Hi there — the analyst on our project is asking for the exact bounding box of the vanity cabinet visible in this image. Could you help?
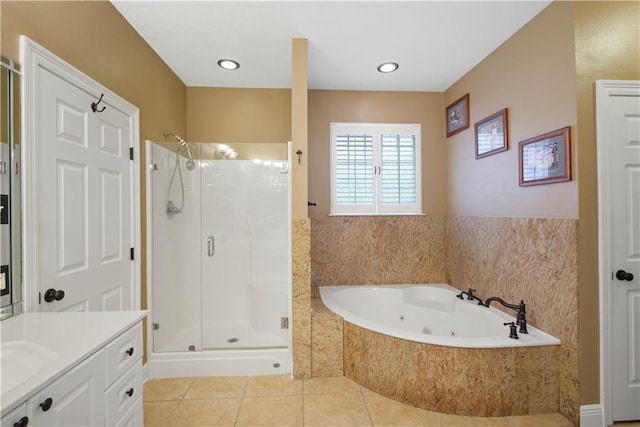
[1,320,144,427]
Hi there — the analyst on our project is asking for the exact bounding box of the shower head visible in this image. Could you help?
[164,130,195,170]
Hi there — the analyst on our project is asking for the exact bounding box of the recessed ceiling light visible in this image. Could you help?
[377,62,399,73]
[217,59,240,70]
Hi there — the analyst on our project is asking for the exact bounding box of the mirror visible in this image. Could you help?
[1,54,22,320]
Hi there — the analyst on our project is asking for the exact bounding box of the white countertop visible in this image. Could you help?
[0,311,147,415]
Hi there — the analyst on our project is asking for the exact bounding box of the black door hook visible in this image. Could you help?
[91,93,106,113]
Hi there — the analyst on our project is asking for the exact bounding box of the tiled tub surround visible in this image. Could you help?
[310,215,449,297]
[292,218,312,380]
[447,216,579,424]
[311,298,344,377]
[345,321,560,416]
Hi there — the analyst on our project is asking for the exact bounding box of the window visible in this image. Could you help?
[330,123,422,215]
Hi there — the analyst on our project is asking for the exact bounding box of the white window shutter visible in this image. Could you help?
[330,123,422,215]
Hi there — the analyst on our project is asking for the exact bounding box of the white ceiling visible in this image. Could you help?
[111,1,552,92]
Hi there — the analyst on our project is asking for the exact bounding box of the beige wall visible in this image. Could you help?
[186,87,291,144]
[308,90,446,217]
[574,1,640,405]
[445,2,577,218]
[1,1,187,142]
[2,0,187,362]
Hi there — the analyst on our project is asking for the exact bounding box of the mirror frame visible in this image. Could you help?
[1,54,23,320]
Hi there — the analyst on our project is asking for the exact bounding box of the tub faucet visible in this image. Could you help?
[456,288,484,305]
[484,297,528,334]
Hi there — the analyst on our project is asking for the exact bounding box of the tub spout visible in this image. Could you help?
[456,288,484,305]
[484,297,528,334]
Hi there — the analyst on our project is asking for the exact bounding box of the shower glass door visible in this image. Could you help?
[150,141,290,353]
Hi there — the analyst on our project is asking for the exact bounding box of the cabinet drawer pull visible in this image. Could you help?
[125,387,134,397]
[39,397,53,412]
[125,347,134,356]
[14,416,29,427]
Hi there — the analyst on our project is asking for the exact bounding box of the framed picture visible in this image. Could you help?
[474,108,508,159]
[518,126,571,187]
[446,94,469,137]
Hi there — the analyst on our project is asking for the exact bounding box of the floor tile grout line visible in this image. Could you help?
[232,375,252,426]
[359,388,375,427]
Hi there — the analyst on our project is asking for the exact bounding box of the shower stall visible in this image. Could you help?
[145,139,291,377]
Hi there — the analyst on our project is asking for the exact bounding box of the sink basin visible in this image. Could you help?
[1,341,57,391]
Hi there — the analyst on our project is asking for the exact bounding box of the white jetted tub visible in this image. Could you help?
[319,283,560,348]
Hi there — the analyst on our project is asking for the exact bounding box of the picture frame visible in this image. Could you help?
[518,126,571,187]
[446,93,470,137]
[474,108,508,159]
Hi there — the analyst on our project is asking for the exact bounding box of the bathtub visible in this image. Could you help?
[319,284,562,417]
[319,283,560,348]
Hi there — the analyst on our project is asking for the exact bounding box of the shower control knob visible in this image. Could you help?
[43,288,65,303]
[616,270,634,281]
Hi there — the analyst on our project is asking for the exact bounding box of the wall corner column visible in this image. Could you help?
[291,38,312,379]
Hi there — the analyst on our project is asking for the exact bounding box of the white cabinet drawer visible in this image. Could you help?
[115,396,143,427]
[104,361,143,426]
[1,403,28,427]
[27,350,105,427]
[105,323,142,387]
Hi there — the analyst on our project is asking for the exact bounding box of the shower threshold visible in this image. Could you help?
[148,347,291,378]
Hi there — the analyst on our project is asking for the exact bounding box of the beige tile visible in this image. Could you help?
[311,315,344,377]
[235,395,303,426]
[614,423,640,427]
[143,401,180,427]
[245,374,303,397]
[183,376,247,399]
[362,391,441,426]
[144,378,195,402]
[507,413,575,427]
[169,398,241,427]
[304,376,363,394]
[437,413,510,427]
[304,393,372,426]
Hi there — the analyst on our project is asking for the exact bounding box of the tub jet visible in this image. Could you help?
[227,337,239,343]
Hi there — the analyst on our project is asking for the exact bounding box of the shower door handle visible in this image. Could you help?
[207,236,215,257]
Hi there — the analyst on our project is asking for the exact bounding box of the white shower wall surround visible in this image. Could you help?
[146,141,292,377]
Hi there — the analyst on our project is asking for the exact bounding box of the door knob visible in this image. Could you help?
[43,288,65,303]
[616,270,634,282]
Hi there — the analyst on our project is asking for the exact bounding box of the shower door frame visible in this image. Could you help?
[144,140,293,378]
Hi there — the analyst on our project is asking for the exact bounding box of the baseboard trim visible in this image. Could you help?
[580,404,604,427]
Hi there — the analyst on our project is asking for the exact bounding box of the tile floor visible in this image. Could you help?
[143,375,581,427]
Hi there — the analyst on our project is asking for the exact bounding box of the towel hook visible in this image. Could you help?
[296,149,303,164]
[91,93,106,113]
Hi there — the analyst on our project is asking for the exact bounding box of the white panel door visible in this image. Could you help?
[36,66,133,312]
[608,88,640,421]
